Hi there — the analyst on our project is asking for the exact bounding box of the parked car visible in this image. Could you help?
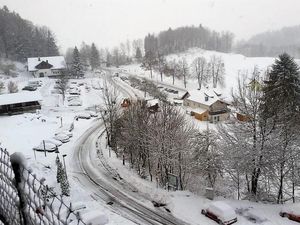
[68,98,82,106]
[75,112,91,120]
[280,205,300,223]
[33,141,58,152]
[53,133,70,143]
[201,201,237,225]
[22,85,37,91]
[44,139,63,147]
[69,89,81,95]
[28,80,42,87]
[55,131,73,138]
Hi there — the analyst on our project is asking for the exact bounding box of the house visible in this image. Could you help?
[27,56,66,78]
[146,99,160,113]
[0,92,42,115]
[183,89,230,122]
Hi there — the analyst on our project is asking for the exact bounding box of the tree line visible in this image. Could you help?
[142,53,225,89]
[102,53,300,203]
[0,6,59,62]
[235,25,300,58]
[146,25,234,56]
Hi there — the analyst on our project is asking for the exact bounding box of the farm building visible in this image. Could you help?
[0,92,42,115]
[27,56,66,78]
[183,89,230,123]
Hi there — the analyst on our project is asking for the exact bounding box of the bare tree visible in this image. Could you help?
[218,68,273,200]
[100,80,121,156]
[191,57,208,90]
[209,55,225,88]
[56,71,69,103]
[0,81,4,94]
[178,58,190,88]
[7,81,18,93]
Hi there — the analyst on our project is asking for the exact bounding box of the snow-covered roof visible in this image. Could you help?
[27,56,66,71]
[146,99,159,107]
[0,92,42,106]
[186,89,223,106]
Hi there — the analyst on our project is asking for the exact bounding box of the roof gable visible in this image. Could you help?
[28,56,66,71]
[35,61,53,69]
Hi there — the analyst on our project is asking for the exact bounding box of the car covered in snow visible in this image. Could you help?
[68,98,82,106]
[44,139,63,147]
[75,112,91,120]
[55,131,73,138]
[53,133,70,143]
[22,85,37,91]
[201,201,237,225]
[33,141,58,152]
[280,204,300,223]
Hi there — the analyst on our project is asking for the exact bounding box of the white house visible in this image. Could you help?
[183,89,230,122]
[27,56,66,78]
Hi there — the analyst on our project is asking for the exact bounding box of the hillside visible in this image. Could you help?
[235,25,300,58]
[0,5,59,62]
[120,48,280,99]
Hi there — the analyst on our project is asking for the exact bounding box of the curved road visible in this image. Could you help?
[70,72,191,225]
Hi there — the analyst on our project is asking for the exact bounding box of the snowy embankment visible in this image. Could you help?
[98,124,300,225]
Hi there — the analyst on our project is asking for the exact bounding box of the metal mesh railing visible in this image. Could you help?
[0,148,91,225]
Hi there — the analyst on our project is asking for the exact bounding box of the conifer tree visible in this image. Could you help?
[71,46,84,78]
[90,43,100,70]
[135,47,142,62]
[60,168,70,196]
[56,156,64,183]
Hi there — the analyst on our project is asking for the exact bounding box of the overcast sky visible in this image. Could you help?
[1,0,300,52]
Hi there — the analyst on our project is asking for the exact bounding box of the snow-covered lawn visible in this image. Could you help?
[119,48,282,98]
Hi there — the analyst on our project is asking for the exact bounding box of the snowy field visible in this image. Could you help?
[118,48,294,99]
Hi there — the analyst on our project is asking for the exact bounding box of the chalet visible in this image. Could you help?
[27,56,66,78]
[0,92,42,115]
[183,89,230,123]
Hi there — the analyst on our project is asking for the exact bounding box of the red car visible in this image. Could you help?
[201,201,237,225]
[280,205,300,223]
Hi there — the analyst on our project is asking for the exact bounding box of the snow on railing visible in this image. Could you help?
[0,148,91,225]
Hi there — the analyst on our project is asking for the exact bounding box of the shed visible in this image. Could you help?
[0,92,42,115]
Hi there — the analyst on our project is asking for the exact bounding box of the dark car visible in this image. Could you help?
[22,85,37,91]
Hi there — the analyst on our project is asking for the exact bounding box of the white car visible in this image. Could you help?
[87,111,98,117]
[201,201,237,225]
[68,98,82,106]
[53,134,70,143]
[76,112,91,119]
[55,131,73,138]
[33,142,58,152]
[45,139,63,147]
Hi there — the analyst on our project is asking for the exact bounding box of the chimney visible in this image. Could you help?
[46,60,48,63]
[205,96,209,102]
[38,57,41,61]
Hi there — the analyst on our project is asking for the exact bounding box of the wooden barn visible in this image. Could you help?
[0,92,42,115]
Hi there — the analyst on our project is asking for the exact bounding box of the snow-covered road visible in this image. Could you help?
[70,118,191,225]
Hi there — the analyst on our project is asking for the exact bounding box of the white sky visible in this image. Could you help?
[1,0,300,52]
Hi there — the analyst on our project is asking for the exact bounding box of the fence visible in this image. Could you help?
[0,147,91,225]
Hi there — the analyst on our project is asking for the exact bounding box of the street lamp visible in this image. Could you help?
[62,154,68,179]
